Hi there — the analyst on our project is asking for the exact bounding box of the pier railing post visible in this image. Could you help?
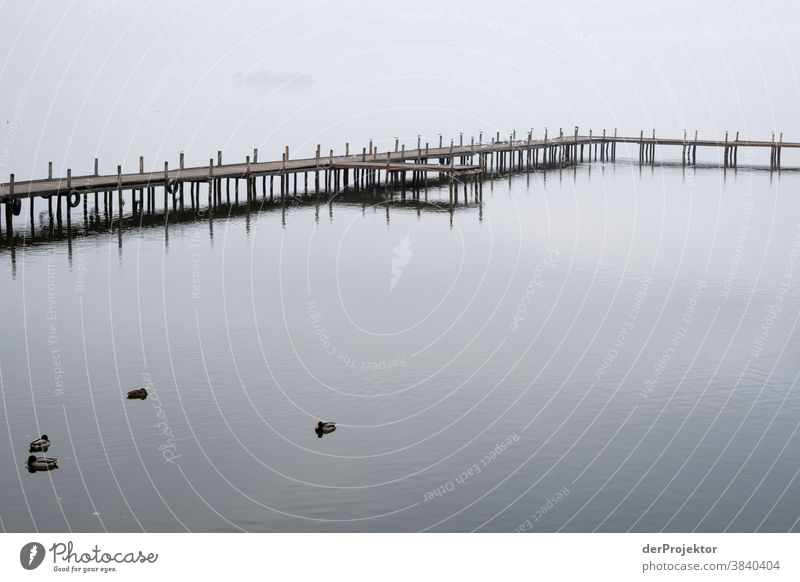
[208,159,214,210]
[613,128,617,162]
[164,161,169,215]
[315,145,320,194]
[246,155,252,202]
[179,152,185,208]
[4,174,14,242]
[572,127,578,166]
[639,130,643,165]
[724,131,729,167]
[602,128,606,162]
[650,129,656,164]
[681,129,686,166]
[116,165,122,228]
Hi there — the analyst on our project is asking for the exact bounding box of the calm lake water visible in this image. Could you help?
[2,158,800,532]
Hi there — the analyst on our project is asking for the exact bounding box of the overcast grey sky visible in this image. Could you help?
[1,0,798,179]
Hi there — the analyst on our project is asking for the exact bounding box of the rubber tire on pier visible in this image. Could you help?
[11,198,22,216]
[68,190,81,208]
[166,178,179,194]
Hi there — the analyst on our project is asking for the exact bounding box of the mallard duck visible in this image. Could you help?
[127,388,148,399]
[29,435,50,453]
[315,421,336,437]
[27,455,58,471]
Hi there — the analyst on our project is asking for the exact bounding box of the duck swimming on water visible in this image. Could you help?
[315,421,336,438]
[127,388,148,400]
[26,455,58,471]
[29,435,50,453]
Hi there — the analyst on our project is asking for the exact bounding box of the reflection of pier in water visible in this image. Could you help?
[9,180,483,251]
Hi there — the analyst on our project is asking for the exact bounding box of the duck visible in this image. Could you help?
[127,388,148,400]
[26,455,58,471]
[29,435,50,453]
[315,421,336,437]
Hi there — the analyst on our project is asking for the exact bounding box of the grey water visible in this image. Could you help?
[3,0,800,533]
[3,158,800,532]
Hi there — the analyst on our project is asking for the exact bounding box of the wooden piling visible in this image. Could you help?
[4,174,13,242]
[117,165,123,227]
[209,159,215,209]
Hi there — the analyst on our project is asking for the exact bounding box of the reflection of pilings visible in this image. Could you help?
[10,183,480,248]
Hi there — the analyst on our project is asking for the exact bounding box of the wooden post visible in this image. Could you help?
[639,130,643,165]
[117,165,123,227]
[29,180,35,233]
[209,159,214,209]
[542,128,548,168]
[769,132,775,171]
[449,141,454,170]
[573,127,578,167]
[94,158,99,176]
[652,129,656,164]
[613,128,617,162]
[682,129,687,166]
[601,129,606,162]
[64,168,72,223]
[724,131,729,168]
[246,155,251,202]
[253,148,258,164]
[48,162,53,180]
[315,144,321,194]
[164,161,169,214]
[4,174,13,242]
[328,149,333,193]
[528,131,534,168]
[179,151,185,208]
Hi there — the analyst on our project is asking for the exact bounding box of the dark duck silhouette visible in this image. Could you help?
[27,455,58,472]
[315,421,336,438]
[29,435,50,453]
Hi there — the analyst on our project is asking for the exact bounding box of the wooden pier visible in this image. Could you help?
[1,128,797,245]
